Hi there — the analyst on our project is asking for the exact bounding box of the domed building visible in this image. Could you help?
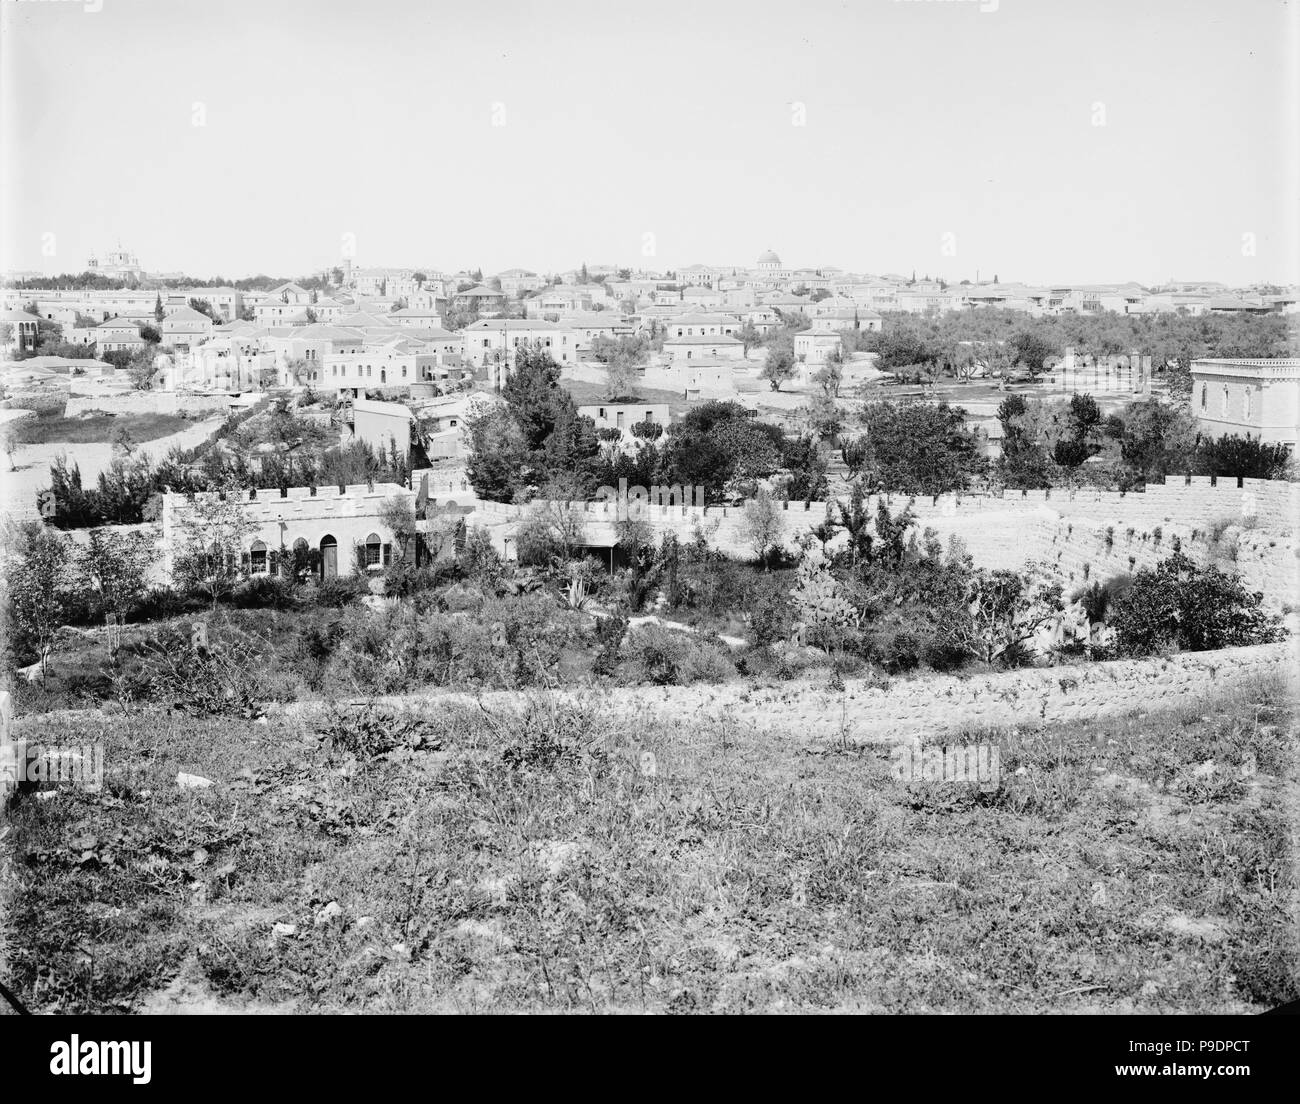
[756,249,782,273]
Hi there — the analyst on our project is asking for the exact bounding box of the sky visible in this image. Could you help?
[1,0,1296,285]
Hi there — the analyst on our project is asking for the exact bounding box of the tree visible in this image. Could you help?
[761,337,797,391]
[170,478,257,609]
[5,522,79,677]
[863,330,935,372]
[631,420,663,442]
[812,347,845,398]
[466,345,599,501]
[589,333,647,400]
[782,434,829,501]
[1007,330,1058,377]
[126,346,159,390]
[81,528,151,620]
[657,401,783,502]
[961,569,1057,666]
[138,323,161,344]
[1109,552,1284,655]
[737,320,762,359]
[1193,434,1294,481]
[740,488,785,568]
[1118,398,1198,481]
[378,494,418,563]
[108,423,136,456]
[802,391,842,441]
[154,294,164,324]
[465,404,528,502]
[856,401,983,494]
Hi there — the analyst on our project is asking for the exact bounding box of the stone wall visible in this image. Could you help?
[459,476,1299,607]
[65,391,232,418]
[273,640,1298,747]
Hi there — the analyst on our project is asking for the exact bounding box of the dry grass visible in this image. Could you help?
[4,676,1296,1013]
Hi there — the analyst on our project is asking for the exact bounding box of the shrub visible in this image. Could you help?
[136,624,278,716]
[746,575,795,645]
[593,614,628,677]
[382,560,441,598]
[313,576,368,608]
[623,625,736,686]
[232,574,297,610]
[514,510,561,567]
[1109,552,1284,656]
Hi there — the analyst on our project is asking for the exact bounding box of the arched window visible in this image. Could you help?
[1221,386,1229,418]
[365,532,382,567]
[1200,383,1207,410]
[1243,389,1251,420]
[250,540,268,574]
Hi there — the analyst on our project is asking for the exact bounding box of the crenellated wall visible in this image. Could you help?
[461,476,1299,609]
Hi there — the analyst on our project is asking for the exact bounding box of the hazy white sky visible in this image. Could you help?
[1,0,1296,284]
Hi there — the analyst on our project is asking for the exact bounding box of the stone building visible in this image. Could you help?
[1191,358,1300,451]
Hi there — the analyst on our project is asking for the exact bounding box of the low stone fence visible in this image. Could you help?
[271,640,1298,747]
[65,391,233,418]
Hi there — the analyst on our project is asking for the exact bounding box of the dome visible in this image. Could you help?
[757,249,781,266]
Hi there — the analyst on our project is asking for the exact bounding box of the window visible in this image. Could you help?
[1200,383,1206,410]
[1221,386,1228,418]
[598,407,606,419]
[365,532,382,567]
[616,412,625,429]
[1243,389,1251,419]
[250,540,268,574]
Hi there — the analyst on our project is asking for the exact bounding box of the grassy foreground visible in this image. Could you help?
[3,676,1296,1014]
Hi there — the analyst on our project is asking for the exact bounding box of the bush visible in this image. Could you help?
[514,511,560,567]
[746,574,794,646]
[313,576,368,608]
[382,560,441,598]
[1109,552,1284,656]
[232,574,297,610]
[623,625,736,686]
[594,614,628,676]
[136,624,279,716]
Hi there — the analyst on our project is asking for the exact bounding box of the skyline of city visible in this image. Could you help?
[2,0,1296,285]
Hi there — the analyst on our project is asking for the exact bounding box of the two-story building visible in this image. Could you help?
[160,306,214,354]
[1191,358,1300,451]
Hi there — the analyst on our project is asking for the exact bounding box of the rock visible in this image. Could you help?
[314,901,342,926]
[175,771,214,789]
[272,922,297,937]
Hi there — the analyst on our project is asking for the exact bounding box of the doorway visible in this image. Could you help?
[320,535,338,579]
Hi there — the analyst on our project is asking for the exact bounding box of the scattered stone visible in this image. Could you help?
[314,901,342,926]
[272,922,297,938]
[176,771,214,789]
